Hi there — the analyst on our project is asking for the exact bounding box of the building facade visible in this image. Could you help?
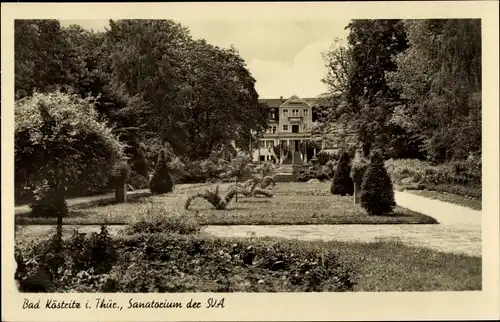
[252,95,322,164]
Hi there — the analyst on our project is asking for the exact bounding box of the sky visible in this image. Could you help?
[60,18,350,99]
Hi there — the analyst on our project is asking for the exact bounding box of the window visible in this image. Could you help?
[266,140,274,148]
[260,156,265,161]
[283,124,288,131]
[304,109,309,117]
[291,109,299,117]
[303,124,308,131]
[283,109,288,117]
[270,111,275,120]
[260,140,266,148]
[272,126,277,134]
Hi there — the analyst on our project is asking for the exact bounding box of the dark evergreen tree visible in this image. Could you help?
[330,151,354,196]
[149,149,174,194]
[360,149,395,215]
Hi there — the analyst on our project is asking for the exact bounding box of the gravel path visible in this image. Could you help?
[394,191,481,226]
[205,191,482,257]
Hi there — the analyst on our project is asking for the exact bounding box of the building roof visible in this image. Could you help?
[258,95,327,109]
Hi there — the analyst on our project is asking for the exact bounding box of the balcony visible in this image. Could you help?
[288,115,303,122]
[262,131,312,139]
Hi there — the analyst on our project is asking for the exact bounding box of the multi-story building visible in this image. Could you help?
[252,95,323,164]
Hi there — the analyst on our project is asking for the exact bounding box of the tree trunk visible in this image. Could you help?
[353,183,360,205]
[115,176,127,203]
[235,177,238,202]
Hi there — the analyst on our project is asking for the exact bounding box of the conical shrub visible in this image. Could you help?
[330,151,354,196]
[360,149,395,215]
[149,149,174,194]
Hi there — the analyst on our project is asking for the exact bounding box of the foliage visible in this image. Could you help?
[360,150,396,215]
[321,38,354,96]
[149,150,174,194]
[296,165,333,182]
[386,20,481,162]
[15,91,125,217]
[315,151,335,165]
[254,162,274,177]
[184,185,238,210]
[15,226,117,292]
[385,158,481,187]
[385,157,481,199]
[224,152,253,180]
[128,171,150,190]
[16,231,355,292]
[125,207,200,235]
[330,152,354,196]
[229,178,275,198]
[350,153,370,187]
[246,175,276,190]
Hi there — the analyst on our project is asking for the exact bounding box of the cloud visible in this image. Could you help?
[248,40,335,98]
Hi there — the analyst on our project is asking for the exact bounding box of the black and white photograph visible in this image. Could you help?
[2,1,499,321]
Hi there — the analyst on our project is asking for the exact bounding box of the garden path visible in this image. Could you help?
[14,188,482,257]
[205,192,482,256]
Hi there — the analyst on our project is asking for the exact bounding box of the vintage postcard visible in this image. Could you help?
[1,1,499,321]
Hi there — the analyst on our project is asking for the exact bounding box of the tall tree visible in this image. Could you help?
[386,19,481,162]
[343,20,413,158]
[15,20,82,99]
[321,38,354,96]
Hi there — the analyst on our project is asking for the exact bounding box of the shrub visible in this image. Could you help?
[254,162,274,177]
[149,149,174,194]
[360,150,396,215]
[316,151,333,165]
[350,154,369,188]
[330,151,354,196]
[384,158,481,199]
[15,226,117,292]
[15,91,125,219]
[16,233,356,292]
[128,171,150,190]
[296,166,332,182]
[125,208,200,235]
[185,185,238,210]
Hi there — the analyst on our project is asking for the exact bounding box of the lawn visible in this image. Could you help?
[14,230,481,292]
[15,182,438,225]
[405,189,482,211]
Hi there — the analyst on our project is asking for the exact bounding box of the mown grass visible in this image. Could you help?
[326,239,481,291]
[406,190,482,211]
[15,182,438,226]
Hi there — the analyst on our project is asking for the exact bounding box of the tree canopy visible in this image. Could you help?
[321,19,481,163]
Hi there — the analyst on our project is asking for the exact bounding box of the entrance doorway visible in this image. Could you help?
[295,140,300,151]
[292,124,299,133]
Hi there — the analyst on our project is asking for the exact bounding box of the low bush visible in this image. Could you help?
[185,185,238,210]
[385,158,481,199]
[15,226,117,292]
[296,165,333,182]
[149,150,174,194]
[316,151,334,165]
[15,232,356,292]
[128,171,150,190]
[125,208,200,235]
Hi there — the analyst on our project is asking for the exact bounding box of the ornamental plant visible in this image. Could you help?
[360,149,396,215]
[149,149,174,194]
[15,91,125,220]
[330,151,354,196]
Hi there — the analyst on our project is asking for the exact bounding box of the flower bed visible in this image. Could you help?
[15,227,355,292]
